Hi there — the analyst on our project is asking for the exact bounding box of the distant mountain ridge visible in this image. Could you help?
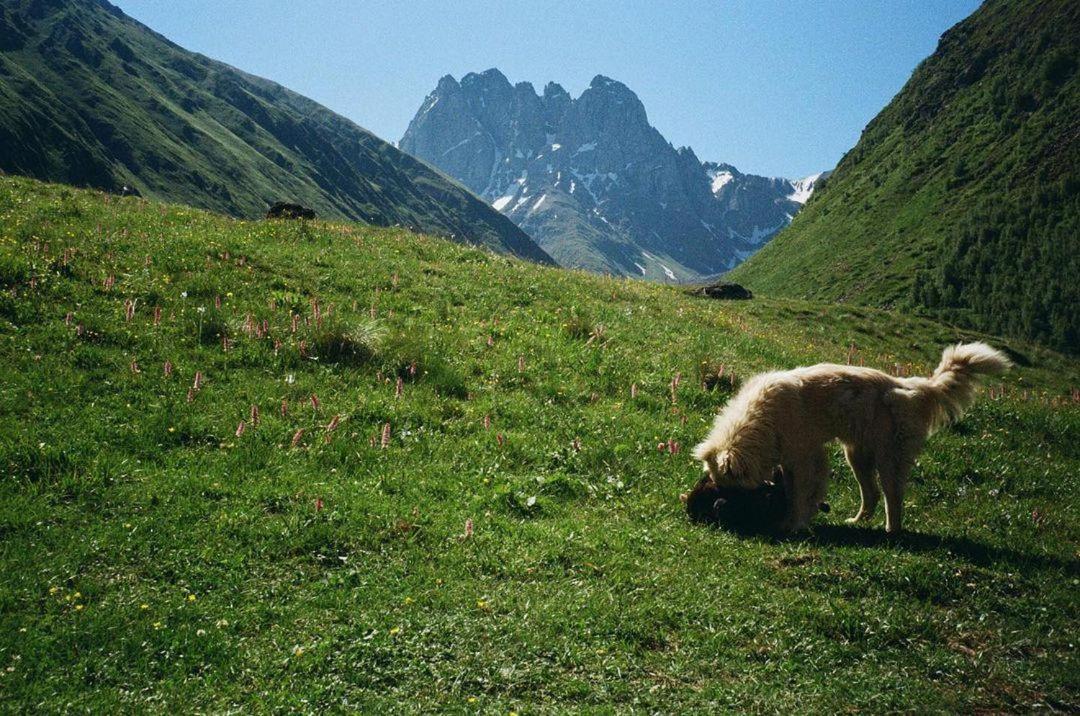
[730,0,1079,353]
[400,69,824,281]
[0,0,552,264]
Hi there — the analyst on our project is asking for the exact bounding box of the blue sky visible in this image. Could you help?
[113,0,980,179]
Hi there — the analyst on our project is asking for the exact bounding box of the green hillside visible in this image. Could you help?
[0,0,551,264]
[0,176,1077,711]
[730,0,1080,353]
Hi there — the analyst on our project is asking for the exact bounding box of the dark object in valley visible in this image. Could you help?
[682,470,828,534]
[266,202,316,220]
[691,282,753,300]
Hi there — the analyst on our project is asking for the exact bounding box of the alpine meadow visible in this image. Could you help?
[0,0,1078,713]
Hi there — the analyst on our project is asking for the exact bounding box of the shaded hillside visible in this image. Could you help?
[400,70,821,281]
[730,0,1079,353]
[0,0,551,263]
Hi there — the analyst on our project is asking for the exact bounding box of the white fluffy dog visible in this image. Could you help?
[691,343,1011,533]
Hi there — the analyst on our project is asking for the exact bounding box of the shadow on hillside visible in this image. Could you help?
[801,523,1080,576]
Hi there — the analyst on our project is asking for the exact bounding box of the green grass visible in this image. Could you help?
[0,176,1077,712]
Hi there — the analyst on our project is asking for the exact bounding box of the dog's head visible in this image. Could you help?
[680,473,726,524]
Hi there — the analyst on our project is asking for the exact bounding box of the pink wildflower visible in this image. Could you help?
[464,518,473,538]
[235,420,246,438]
[290,429,305,448]
[381,422,391,449]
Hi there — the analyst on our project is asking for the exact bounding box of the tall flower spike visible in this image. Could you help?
[381,422,391,449]
[290,429,304,448]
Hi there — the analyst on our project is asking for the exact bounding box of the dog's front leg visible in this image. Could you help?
[778,451,829,534]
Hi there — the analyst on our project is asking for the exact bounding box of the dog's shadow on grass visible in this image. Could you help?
[794,522,1080,576]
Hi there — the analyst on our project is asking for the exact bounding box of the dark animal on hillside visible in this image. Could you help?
[266,202,315,220]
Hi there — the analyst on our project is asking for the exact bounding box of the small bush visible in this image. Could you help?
[309,316,385,365]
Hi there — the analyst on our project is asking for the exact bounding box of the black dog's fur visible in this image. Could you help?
[684,468,829,534]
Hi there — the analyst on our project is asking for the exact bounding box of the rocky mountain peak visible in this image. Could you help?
[400,69,825,281]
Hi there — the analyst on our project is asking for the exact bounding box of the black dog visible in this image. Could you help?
[682,469,829,534]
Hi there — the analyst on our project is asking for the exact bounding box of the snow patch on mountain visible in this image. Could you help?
[786,172,825,204]
[709,169,734,193]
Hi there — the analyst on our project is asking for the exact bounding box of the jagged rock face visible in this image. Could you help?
[401,69,826,281]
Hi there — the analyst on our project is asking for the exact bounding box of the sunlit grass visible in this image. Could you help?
[0,177,1076,712]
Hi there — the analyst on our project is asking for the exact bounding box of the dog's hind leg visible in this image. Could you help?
[843,443,879,524]
[879,449,918,534]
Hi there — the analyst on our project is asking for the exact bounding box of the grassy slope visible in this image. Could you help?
[0,176,1077,712]
[729,0,1080,353]
[0,0,551,264]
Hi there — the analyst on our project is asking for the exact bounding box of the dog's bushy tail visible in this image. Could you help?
[920,342,1011,431]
